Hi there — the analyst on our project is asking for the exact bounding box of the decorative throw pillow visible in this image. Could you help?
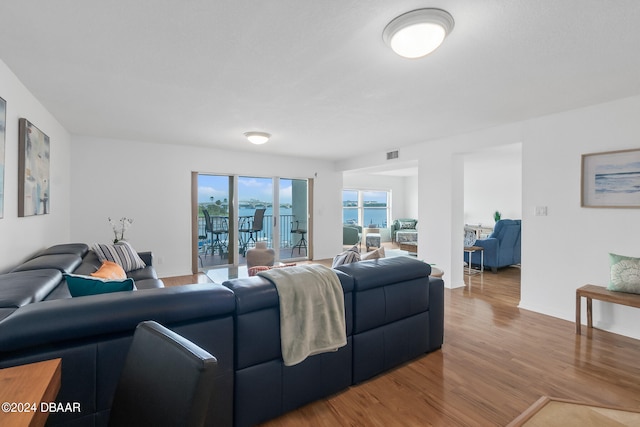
[361,247,385,261]
[463,227,477,247]
[91,260,127,280]
[248,263,297,277]
[64,273,135,297]
[608,253,640,294]
[400,220,416,229]
[92,241,146,272]
[332,245,361,268]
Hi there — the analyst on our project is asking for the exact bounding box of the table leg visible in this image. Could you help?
[576,291,581,335]
[587,297,593,329]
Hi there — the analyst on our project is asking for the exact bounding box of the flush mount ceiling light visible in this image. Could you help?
[383,8,454,59]
[244,131,271,145]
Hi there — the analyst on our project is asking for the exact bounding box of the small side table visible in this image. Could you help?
[464,246,484,275]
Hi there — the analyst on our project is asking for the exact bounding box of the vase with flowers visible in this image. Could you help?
[109,217,133,243]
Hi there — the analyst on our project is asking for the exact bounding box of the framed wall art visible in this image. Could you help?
[581,148,640,208]
[18,118,50,216]
[0,97,5,218]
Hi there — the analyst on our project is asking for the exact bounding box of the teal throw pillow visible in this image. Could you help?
[64,273,135,297]
[608,253,640,294]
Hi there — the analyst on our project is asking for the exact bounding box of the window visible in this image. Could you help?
[342,189,390,228]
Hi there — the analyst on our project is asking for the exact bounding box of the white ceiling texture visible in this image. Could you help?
[1,1,639,161]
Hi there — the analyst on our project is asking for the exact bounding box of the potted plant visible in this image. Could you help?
[493,211,501,223]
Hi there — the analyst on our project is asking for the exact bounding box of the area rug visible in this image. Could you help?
[508,396,640,426]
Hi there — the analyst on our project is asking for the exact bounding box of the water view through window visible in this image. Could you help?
[343,189,389,228]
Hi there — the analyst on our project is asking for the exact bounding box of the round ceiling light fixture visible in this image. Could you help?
[244,131,271,145]
[383,8,454,59]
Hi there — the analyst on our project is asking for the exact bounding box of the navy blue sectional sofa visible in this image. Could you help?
[0,244,444,427]
[222,256,444,427]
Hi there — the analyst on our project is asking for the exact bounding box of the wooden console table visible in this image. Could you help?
[576,284,640,334]
[0,358,62,427]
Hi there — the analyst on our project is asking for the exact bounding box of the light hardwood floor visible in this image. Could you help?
[162,261,640,426]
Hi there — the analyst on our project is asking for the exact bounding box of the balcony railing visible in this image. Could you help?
[198,214,304,256]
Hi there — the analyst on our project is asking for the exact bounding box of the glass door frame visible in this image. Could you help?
[192,173,312,274]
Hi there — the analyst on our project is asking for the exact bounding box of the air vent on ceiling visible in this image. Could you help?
[386,150,399,160]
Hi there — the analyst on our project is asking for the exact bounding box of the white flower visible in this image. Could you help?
[108,217,134,243]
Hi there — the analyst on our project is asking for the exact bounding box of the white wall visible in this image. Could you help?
[339,94,640,340]
[404,175,419,219]
[0,60,71,273]
[464,144,522,226]
[70,136,342,277]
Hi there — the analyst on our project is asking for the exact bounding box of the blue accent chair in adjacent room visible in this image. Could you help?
[464,219,521,273]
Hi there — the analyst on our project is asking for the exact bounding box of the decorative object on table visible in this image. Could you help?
[493,210,501,222]
[0,96,5,218]
[608,253,640,294]
[18,118,50,217]
[109,216,133,243]
[581,148,640,208]
[246,241,275,269]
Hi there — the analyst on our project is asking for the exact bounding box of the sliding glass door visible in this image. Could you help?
[193,174,310,273]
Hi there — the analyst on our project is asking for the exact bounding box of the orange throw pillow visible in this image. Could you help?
[91,260,127,280]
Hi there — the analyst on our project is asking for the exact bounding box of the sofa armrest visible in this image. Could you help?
[138,251,153,266]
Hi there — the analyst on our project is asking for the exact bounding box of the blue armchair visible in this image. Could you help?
[464,219,521,273]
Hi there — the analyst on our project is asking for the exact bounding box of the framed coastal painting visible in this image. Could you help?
[581,148,640,208]
[0,97,5,218]
[18,118,50,216]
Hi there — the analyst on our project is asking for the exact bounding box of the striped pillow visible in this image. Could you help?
[331,245,361,268]
[92,241,146,272]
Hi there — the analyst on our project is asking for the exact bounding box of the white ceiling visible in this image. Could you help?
[1,1,639,162]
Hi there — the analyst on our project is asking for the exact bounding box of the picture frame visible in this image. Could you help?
[0,97,5,218]
[18,118,50,216]
[581,148,640,208]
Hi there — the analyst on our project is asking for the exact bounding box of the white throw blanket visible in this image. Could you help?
[258,264,347,366]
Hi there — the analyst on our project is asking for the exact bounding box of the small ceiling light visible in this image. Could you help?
[383,8,454,59]
[244,131,271,145]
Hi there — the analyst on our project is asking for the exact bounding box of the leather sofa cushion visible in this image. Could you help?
[0,269,63,308]
[0,283,236,352]
[336,256,431,291]
[224,271,353,370]
[134,278,164,289]
[36,243,89,258]
[127,266,158,281]
[11,254,82,274]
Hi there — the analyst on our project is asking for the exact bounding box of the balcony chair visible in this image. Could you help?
[239,208,266,256]
[203,209,228,257]
[291,219,307,257]
[108,321,218,427]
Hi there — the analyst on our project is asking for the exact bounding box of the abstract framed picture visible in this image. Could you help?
[0,97,5,218]
[18,118,50,216]
[581,148,640,208]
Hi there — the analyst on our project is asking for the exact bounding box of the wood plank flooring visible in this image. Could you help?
[162,263,640,426]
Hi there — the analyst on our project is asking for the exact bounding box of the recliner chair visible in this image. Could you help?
[108,321,218,427]
[465,219,521,272]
